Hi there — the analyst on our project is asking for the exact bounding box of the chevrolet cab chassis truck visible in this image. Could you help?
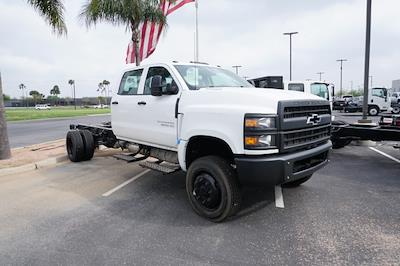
[67,62,332,222]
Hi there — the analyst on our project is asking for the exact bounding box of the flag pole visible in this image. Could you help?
[195,0,199,62]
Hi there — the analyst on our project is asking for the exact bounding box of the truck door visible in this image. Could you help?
[111,68,145,141]
[370,88,390,111]
[138,66,181,149]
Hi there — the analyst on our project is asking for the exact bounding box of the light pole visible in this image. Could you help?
[336,59,348,97]
[283,31,298,80]
[317,72,324,81]
[360,0,372,122]
[232,65,242,75]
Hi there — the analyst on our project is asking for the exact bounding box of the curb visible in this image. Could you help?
[0,155,68,177]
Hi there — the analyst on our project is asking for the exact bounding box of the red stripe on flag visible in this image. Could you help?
[139,21,148,61]
[147,23,156,57]
[167,0,194,15]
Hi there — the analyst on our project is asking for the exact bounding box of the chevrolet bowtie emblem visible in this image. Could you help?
[307,113,321,125]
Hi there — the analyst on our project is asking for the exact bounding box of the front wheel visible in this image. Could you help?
[368,105,379,116]
[282,175,312,188]
[392,106,400,114]
[186,156,241,222]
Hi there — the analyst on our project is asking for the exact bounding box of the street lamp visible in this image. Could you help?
[232,65,242,75]
[317,72,324,81]
[283,31,298,80]
[336,59,348,97]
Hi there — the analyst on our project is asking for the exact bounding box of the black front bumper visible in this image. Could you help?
[234,141,331,186]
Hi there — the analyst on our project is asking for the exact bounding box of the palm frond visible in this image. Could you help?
[27,0,67,36]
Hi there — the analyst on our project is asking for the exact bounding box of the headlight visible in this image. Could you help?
[245,116,276,130]
[244,114,278,150]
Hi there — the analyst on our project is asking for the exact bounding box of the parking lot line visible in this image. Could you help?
[274,185,284,208]
[369,147,400,164]
[102,169,151,197]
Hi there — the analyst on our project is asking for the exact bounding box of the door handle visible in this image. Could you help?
[137,101,147,105]
[111,101,119,105]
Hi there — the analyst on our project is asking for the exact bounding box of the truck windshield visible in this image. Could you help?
[174,65,253,90]
[310,83,329,100]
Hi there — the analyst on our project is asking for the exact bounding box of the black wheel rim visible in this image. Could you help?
[192,173,222,210]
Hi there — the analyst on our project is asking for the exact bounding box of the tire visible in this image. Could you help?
[79,130,95,161]
[66,131,85,162]
[392,106,400,114]
[186,156,241,222]
[332,139,352,149]
[282,175,312,188]
[368,105,379,116]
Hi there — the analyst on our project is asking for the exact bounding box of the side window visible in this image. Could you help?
[144,67,177,95]
[310,83,329,100]
[372,88,384,98]
[288,83,304,92]
[118,69,143,95]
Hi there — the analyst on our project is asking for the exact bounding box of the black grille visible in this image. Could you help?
[283,124,331,149]
[283,105,331,119]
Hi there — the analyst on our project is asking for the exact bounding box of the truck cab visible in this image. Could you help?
[368,87,391,115]
[284,80,333,109]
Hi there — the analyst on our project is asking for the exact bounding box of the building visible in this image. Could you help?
[392,79,400,92]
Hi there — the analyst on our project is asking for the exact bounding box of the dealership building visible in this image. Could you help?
[392,79,400,91]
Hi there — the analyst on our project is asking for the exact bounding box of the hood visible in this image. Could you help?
[182,86,326,114]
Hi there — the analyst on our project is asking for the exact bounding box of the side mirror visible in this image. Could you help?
[150,75,163,96]
[165,81,179,95]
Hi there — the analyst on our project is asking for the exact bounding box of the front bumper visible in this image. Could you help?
[234,141,331,186]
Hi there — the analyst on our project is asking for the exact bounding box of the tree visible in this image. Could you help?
[50,85,61,105]
[3,94,11,101]
[102,80,111,104]
[0,73,11,159]
[68,80,76,109]
[19,83,26,107]
[27,0,67,36]
[0,0,67,160]
[29,90,42,104]
[80,0,168,66]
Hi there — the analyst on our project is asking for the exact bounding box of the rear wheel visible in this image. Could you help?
[368,105,379,116]
[186,156,241,222]
[66,131,85,162]
[282,175,312,188]
[79,130,95,161]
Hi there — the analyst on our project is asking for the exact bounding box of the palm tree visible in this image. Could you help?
[80,0,168,66]
[68,80,76,109]
[102,80,110,104]
[27,0,67,36]
[0,73,11,159]
[1,0,67,160]
[19,83,27,107]
[50,85,61,105]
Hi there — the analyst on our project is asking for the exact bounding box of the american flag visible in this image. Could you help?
[126,0,194,64]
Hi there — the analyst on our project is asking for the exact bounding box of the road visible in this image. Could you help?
[0,143,399,265]
[7,115,110,148]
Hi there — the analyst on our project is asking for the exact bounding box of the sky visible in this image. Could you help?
[1,0,400,99]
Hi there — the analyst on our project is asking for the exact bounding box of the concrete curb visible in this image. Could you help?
[0,155,68,177]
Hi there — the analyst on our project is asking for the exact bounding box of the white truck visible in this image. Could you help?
[67,62,332,222]
[284,81,333,107]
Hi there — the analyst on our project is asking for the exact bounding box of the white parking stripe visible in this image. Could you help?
[102,169,151,197]
[274,185,285,208]
[369,147,400,164]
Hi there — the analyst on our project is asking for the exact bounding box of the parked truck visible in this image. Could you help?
[67,62,332,222]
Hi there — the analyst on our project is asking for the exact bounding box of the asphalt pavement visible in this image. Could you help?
[7,115,110,148]
[0,143,399,265]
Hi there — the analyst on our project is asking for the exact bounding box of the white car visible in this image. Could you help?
[35,104,51,110]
